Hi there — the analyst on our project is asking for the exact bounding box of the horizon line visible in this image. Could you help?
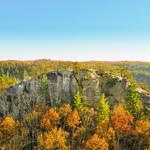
[0,58,149,63]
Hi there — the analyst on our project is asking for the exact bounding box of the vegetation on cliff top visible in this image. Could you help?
[0,60,149,91]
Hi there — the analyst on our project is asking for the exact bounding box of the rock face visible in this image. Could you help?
[0,70,148,119]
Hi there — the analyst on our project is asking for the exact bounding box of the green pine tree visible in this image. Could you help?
[74,91,84,111]
[126,84,143,117]
[96,93,110,122]
[39,75,50,103]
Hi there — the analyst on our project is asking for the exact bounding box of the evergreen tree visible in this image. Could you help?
[74,91,84,111]
[96,93,110,121]
[39,75,50,103]
[126,84,143,117]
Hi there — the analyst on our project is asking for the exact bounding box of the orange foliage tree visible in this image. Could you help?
[41,108,60,130]
[67,111,80,129]
[111,104,134,135]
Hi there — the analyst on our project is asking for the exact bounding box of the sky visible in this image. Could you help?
[0,0,150,61]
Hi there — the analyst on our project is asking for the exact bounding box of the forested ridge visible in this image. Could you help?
[111,61,150,88]
[0,60,150,91]
[0,60,149,150]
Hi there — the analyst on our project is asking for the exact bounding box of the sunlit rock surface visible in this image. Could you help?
[0,70,149,119]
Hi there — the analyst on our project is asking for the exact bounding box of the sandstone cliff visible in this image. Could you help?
[0,70,149,119]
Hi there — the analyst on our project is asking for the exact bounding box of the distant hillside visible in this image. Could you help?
[110,61,150,87]
[0,60,149,90]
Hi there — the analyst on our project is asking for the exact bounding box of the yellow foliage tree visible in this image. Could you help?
[80,107,96,129]
[96,120,115,142]
[59,103,72,117]
[135,120,150,149]
[85,134,108,150]
[38,127,70,150]
[25,110,39,123]
[0,117,18,143]
[135,120,150,136]
[67,111,81,149]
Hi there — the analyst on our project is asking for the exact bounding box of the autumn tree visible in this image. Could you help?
[59,103,72,118]
[111,104,134,135]
[96,120,115,144]
[67,111,81,149]
[134,120,150,150]
[67,111,80,129]
[111,104,134,149]
[72,125,86,149]
[41,108,60,130]
[85,134,108,150]
[38,127,70,150]
[0,117,18,144]
[80,107,96,130]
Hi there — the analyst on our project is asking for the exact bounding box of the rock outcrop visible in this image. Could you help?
[0,70,149,119]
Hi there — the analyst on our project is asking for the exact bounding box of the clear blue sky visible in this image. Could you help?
[0,0,150,61]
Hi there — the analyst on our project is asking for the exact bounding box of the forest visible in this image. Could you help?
[0,60,149,150]
[0,60,150,91]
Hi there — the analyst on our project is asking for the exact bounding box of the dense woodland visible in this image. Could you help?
[0,85,149,149]
[0,60,149,150]
[0,60,150,91]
